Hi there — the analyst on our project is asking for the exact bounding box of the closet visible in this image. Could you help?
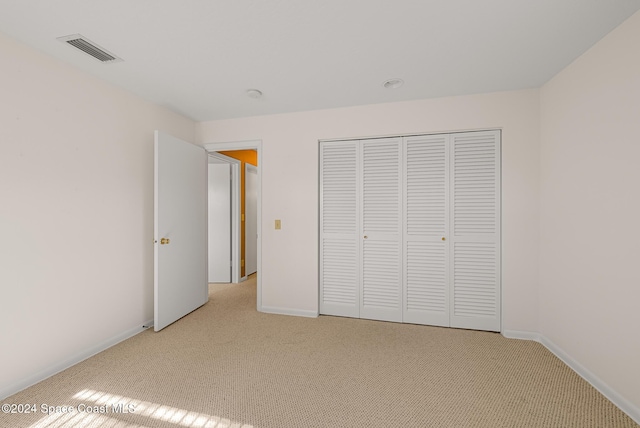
[319,130,500,332]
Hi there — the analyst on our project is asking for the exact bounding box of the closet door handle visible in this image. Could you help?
[441,237,446,241]
[363,236,368,239]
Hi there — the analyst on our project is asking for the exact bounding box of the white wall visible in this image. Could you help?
[196,89,541,332]
[0,31,195,397]
[540,10,640,415]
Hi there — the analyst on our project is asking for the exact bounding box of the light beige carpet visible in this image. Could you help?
[1,276,637,428]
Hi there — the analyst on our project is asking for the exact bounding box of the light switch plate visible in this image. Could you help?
[275,219,281,230]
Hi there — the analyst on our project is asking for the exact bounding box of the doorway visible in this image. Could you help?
[207,152,241,284]
[205,141,262,312]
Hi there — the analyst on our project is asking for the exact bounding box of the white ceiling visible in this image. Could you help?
[1,0,639,121]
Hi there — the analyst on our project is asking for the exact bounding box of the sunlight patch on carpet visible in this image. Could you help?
[27,389,253,428]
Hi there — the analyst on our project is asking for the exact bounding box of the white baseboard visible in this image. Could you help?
[260,305,318,318]
[539,335,640,424]
[0,320,153,401]
[501,329,541,341]
[501,330,639,424]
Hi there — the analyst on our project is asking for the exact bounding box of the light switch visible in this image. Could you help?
[275,219,281,230]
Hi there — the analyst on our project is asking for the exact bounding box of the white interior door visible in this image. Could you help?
[208,162,231,283]
[154,131,208,332]
[245,164,258,276]
[360,137,403,322]
[449,130,501,332]
[403,134,450,327]
[320,140,360,318]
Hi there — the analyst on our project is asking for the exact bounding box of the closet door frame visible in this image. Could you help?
[319,129,501,332]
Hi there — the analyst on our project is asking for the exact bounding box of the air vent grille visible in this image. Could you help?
[57,34,122,63]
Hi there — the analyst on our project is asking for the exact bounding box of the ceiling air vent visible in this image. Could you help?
[57,34,122,63]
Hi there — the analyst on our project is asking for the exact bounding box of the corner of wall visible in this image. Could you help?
[537,8,640,421]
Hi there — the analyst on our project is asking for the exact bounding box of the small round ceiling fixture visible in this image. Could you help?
[246,89,263,99]
[383,78,404,89]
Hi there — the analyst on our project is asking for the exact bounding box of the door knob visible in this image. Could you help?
[363,236,368,239]
[441,237,446,241]
[160,238,171,245]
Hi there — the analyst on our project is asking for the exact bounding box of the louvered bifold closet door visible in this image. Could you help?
[360,138,403,322]
[403,134,450,327]
[449,130,501,332]
[320,141,360,318]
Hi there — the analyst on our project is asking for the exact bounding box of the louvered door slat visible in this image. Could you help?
[450,130,501,332]
[360,138,402,322]
[402,134,449,327]
[320,141,359,318]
